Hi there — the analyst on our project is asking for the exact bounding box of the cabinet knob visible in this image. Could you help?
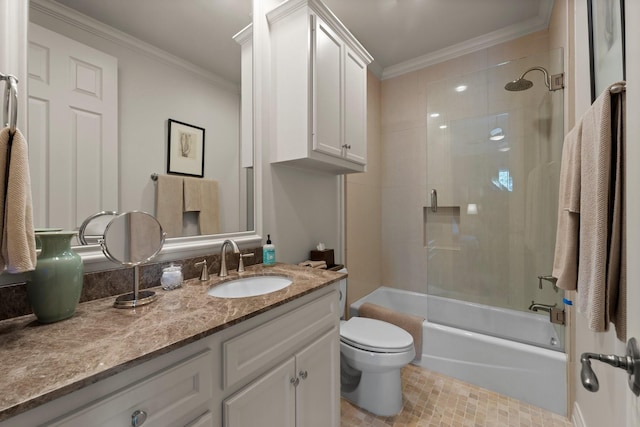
[131,410,148,427]
[290,377,300,387]
[299,370,308,380]
[341,144,351,150]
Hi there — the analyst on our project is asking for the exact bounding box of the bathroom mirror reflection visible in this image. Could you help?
[26,0,253,247]
[100,211,165,267]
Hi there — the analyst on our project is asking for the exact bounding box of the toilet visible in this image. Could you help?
[338,273,415,416]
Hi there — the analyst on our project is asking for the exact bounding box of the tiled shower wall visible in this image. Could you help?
[379,30,557,296]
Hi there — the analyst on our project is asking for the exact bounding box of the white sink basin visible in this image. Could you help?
[207,275,293,298]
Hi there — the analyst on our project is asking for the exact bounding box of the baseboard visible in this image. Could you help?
[572,402,586,427]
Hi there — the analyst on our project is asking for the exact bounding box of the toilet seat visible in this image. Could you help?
[340,317,414,353]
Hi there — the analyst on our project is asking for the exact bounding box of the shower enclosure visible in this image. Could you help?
[425,48,565,349]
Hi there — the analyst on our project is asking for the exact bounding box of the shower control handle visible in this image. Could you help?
[537,275,558,291]
[580,337,640,396]
[430,189,437,212]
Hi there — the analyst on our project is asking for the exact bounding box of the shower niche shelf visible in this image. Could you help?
[424,206,461,251]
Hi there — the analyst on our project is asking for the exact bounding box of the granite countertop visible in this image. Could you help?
[0,263,345,422]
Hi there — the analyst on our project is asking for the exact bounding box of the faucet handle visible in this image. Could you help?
[238,253,254,273]
[537,275,558,292]
[195,259,209,281]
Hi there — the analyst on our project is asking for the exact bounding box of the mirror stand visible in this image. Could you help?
[94,211,166,309]
[114,265,157,308]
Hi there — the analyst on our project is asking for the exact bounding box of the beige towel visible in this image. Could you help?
[197,179,220,235]
[0,128,37,273]
[552,122,582,290]
[358,302,423,360]
[553,82,626,340]
[156,175,183,238]
[183,177,203,212]
[606,87,626,341]
[298,260,327,269]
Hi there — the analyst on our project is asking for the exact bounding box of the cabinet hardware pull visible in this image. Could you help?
[299,370,308,379]
[131,409,148,427]
[341,144,351,149]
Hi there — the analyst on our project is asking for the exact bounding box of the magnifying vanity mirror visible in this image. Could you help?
[78,211,119,245]
[24,0,254,268]
[99,211,166,308]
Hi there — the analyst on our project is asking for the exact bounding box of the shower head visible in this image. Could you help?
[504,78,534,92]
[504,66,564,92]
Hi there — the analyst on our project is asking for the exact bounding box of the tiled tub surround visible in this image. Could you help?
[0,247,263,321]
[0,263,345,422]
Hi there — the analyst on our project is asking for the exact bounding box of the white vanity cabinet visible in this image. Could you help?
[0,285,339,427]
[223,328,339,427]
[222,290,340,427]
[48,350,214,427]
[267,0,372,174]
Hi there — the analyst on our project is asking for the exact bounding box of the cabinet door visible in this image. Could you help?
[295,328,340,427]
[312,15,343,159]
[344,48,367,165]
[223,358,296,427]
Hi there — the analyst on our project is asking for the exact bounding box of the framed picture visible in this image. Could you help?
[167,119,205,177]
[587,0,625,103]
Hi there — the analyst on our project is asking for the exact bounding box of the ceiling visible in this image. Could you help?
[51,0,554,83]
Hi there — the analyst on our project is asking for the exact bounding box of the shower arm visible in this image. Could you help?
[580,337,640,396]
[518,67,551,90]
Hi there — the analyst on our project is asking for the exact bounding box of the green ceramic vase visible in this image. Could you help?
[27,231,84,323]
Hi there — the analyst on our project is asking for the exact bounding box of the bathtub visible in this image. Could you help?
[350,287,567,416]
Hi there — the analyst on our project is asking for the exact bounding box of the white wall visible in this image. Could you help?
[29,6,242,233]
[570,1,629,426]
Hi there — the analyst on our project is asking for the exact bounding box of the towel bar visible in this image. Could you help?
[0,73,18,135]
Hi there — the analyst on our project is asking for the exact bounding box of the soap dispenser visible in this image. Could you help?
[263,234,276,266]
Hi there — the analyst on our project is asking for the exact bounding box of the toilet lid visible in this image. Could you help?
[340,317,414,353]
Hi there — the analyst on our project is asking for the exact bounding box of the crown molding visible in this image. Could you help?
[267,0,373,64]
[381,0,554,80]
[30,0,239,93]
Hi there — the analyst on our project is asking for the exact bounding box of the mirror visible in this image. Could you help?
[101,211,165,267]
[99,211,165,308]
[78,211,119,245]
[27,0,253,247]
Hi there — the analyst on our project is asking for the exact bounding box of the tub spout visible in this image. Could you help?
[528,301,557,313]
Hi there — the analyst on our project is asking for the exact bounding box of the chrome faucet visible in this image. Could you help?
[219,239,240,277]
[528,301,557,313]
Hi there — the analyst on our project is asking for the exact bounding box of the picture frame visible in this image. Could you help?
[167,119,205,177]
[587,0,625,103]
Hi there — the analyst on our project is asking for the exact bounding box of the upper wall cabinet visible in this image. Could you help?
[267,0,373,174]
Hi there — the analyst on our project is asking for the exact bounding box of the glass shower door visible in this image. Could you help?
[425,49,565,348]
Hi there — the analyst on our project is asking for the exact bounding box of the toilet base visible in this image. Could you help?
[341,368,403,416]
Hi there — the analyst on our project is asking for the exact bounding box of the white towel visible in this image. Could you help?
[0,128,37,273]
[552,82,626,340]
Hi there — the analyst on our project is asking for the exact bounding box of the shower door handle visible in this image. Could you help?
[430,189,437,212]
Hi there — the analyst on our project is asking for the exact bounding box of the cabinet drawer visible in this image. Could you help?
[223,290,338,389]
[49,350,213,427]
[186,411,215,427]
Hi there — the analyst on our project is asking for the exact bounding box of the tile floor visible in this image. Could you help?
[340,364,573,426]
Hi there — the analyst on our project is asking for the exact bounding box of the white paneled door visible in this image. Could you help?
[28,23,117,231]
